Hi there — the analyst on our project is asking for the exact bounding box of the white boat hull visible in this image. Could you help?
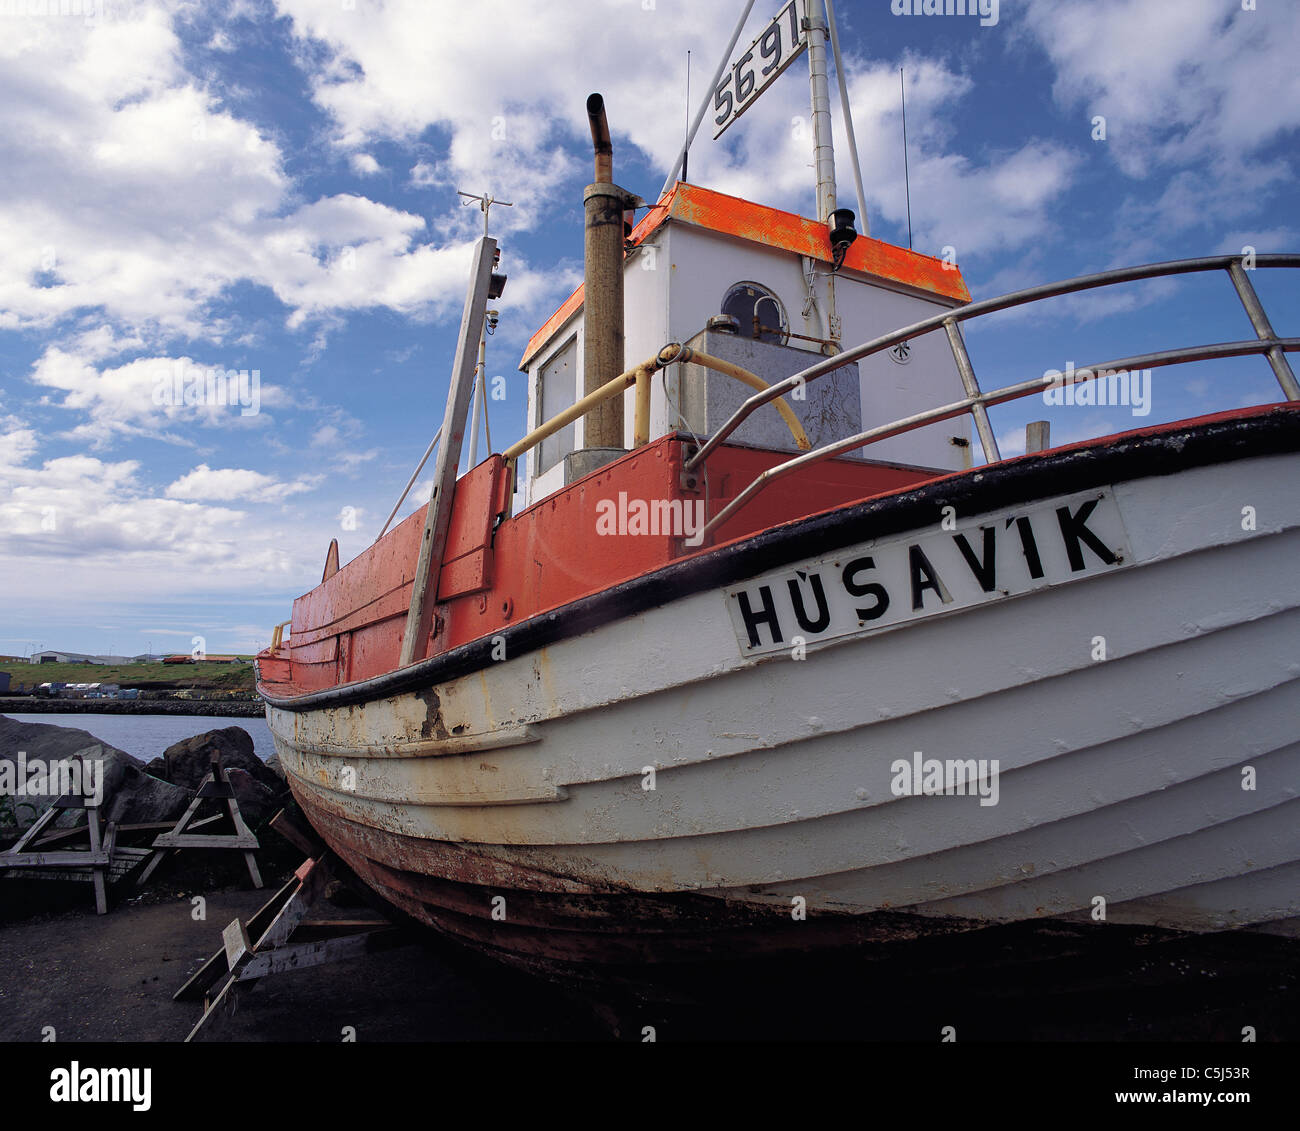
[268,447,1300,972]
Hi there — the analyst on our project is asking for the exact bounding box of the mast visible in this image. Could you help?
[824,0,869,235]
[456,190,511,470]
[805,0,836,225]
[805,0,841,346]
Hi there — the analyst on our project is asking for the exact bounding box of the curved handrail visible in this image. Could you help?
[688,253,1300,542]
[685,253,1300,474]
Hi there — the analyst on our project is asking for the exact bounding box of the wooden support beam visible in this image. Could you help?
[268,808,324,857]
[1,793,112,914]
[400,235,497,667]
[181,848,413,1042]
[174,874,301,1003]
[138,758,263,888]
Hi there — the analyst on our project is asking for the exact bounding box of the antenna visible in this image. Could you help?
[682,50,691,184]
[660,0,756,198]
[824,0,869,236]
[456,190,513,236]
[455,190,511,473]
[900,66,913,251]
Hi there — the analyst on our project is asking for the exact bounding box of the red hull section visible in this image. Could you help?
[259,405,1300,699]
[259,435,939,696]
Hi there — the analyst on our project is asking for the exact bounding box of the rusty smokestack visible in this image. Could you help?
[588,92,613,183]
[583,93,625,449]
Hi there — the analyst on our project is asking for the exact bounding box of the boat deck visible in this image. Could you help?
[257,435,940,697]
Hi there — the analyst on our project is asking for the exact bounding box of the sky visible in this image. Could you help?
[0,0,1297,659]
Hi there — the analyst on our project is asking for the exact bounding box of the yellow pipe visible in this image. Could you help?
[633,367,651,447]
[686,351,811,451]
[503,343,811,464]
[504,358,654,461]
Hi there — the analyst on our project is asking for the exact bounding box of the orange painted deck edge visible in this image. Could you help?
[520,182,970,368]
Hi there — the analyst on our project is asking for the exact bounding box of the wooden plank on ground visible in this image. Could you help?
[268,809,324,856]
[151,832,259,849]
[173,874,300,1002]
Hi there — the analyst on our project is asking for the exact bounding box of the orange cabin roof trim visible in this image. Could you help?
[520,182,970,369]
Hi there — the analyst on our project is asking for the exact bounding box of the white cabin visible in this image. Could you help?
[518,182,973,506]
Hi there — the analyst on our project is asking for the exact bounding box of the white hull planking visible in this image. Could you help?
[269,453,1300,934]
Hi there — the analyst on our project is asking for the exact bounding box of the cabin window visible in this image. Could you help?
[537,335,578,475]
[721,282,786,345]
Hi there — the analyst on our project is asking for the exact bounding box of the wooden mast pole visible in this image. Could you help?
[400,236,497,667]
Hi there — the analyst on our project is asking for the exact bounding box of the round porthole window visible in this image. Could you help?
[721,282,787,346]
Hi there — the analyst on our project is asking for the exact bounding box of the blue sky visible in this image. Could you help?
[1,0,1296,658]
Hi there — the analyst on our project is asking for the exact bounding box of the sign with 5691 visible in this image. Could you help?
[713,0,808,139]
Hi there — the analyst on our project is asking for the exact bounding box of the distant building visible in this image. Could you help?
[63,682,103,698]
[28,650,133,665]
[197,655,244,664]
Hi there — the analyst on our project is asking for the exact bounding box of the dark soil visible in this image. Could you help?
[0,864,608,1042]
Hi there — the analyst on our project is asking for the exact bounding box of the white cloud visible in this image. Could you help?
[409,161,438,188]
[1016,0,1299,260]
[0,1,557,347]
[269,2,1078,274]
[350,152,381,176]
[0,424,315,615]
[27,348,280,447]
[836,58,1079,259]
[165,463,320,502]
[1022,0,1300,177]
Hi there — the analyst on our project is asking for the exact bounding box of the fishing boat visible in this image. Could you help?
[256,3,1300,993]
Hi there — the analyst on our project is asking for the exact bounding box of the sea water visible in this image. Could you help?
[0,713,274,762]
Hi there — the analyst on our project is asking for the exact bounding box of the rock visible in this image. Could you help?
[160,727,283,794]
[264,752,285,780]
[224,768,285,829]
[0,716,190,829]
[143,756,168,779]
[102,762,190,825]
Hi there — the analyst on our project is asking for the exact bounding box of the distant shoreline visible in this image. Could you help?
[0,697,265,718]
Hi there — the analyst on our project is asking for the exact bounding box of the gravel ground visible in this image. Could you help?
[2,875,1295,1042]
[0,880,608,1042]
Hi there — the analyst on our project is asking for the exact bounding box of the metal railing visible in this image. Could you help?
[685,254,1300,542]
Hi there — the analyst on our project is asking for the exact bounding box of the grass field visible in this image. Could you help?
[0,660,256,692]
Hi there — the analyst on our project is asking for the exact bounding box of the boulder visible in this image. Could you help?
[102,761,191,825]
[160,727,283,794]
[0,716,190,829]
[264,752,286,781]
[224,767,284,829]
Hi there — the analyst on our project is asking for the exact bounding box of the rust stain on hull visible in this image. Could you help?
[290,780,978,992]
